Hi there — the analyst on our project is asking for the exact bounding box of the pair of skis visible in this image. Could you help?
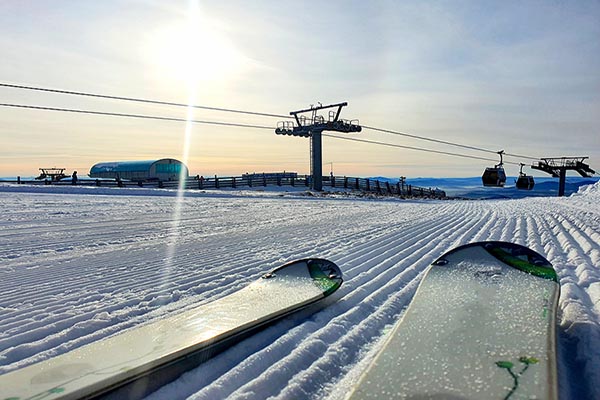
[0,242,559,400]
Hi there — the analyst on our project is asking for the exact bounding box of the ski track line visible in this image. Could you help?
[524,214,556,270]
[469,209,500,243]
[497,212,515,242]
[0,197,338,262]
[0,244,267,326]
[556,201,600,231]
[0,211,305,266]
[336,210,462,279]
[1,233,278,295]
[1,233,288,307]
[2,233,322,314]
[533,213,600,400]
[1,203,376,304]
[558,213,600,266]
[545,213,600,321]
[510,215,526,246]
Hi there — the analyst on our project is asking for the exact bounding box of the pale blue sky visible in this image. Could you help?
[1,0,598,177]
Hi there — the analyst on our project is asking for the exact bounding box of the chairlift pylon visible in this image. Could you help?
[482,150,507,187]
[516,163,535,190]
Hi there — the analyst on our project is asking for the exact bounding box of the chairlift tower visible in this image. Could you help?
[275,102,361,191]
[531,157,596,196]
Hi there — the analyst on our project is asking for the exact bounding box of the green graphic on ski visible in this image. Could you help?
[0,258,343,400]
[349,241,559,400]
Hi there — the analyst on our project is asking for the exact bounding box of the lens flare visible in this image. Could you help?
[161,1,201,288]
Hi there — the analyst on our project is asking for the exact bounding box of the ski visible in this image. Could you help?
[0,258,343,400]
[349,241,560,400]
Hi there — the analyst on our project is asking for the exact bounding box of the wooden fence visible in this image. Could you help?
[1,174,446,199]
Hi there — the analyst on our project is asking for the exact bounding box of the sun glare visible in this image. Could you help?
[147,5,244,85]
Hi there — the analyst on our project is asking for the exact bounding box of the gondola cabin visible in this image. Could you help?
[482,150,507,187]
[482,167,507,187]
[516,175,535,190]
[516,163,535,190]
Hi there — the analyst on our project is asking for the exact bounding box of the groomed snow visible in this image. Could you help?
[1,182,599,399]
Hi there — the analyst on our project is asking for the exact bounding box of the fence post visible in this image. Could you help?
[232,177,236,188]
[291,177,295,187]
[215,175,220,189]
[331,176,336,188]
[263,174,267,187]
[355,178,359,189]
[366,179,370,191]
[344,177,348,189]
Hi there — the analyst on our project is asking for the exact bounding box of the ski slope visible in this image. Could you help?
[1,182,599,399]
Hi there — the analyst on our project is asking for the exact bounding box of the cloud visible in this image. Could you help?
[1,1,598,177]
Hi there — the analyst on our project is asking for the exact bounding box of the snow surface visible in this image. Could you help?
[1,182,599,399]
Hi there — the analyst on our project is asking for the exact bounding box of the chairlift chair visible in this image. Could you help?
[482,151,507,187]
[516,163,535,190]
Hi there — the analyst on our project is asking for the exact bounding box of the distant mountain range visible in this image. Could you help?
[368,176,600,199]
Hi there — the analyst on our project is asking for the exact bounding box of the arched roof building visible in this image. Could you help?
[89,158,189,181]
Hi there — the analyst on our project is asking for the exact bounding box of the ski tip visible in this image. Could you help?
[433,241,558,282]
[266,258,343,296]
[306,258,343,296]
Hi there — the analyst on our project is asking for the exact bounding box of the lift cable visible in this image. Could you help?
[362,125,539,161]
[0,103,274,130]
[1,102,522,165]
[0,83,289,119]
[322,133,522,166]
[1,82,542,162]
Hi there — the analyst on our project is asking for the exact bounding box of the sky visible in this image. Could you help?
[0,0,599,178]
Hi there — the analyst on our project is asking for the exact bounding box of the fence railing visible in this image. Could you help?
[1,175,446,199]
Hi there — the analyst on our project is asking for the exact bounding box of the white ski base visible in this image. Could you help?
[0,259,341,400]
[349,243,559,400]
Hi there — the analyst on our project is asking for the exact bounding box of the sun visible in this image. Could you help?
[146,4,245,86]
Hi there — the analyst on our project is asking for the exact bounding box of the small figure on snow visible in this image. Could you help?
[71,171,78,185]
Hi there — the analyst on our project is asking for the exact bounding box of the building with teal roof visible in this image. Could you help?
[89,158,189,181]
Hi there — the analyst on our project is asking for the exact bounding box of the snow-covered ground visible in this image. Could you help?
[1,182,599,399]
